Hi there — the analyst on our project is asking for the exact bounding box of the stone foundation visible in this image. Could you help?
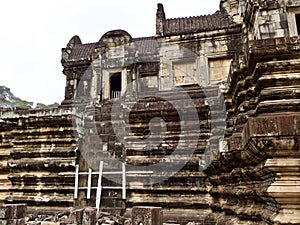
[0,108,78,213]
[0,204,26,225]
[1,0,300,224]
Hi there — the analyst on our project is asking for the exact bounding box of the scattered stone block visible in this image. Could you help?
[0,218,25,225]
[0,205,27,220]
[82,207,96,225]
[58,215,73,225]
[124,219,131,225]
[69,208,84,225]
[40,222,59,225]
[132,206,162,225]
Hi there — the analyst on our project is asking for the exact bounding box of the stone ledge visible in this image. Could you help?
[241,114,300,149]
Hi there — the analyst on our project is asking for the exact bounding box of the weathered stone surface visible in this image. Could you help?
[1,0,300,224]
[1,219,25,225]
[132,206,162,225]
[0,204,26,225]
[0,113,13,205]
[0,109,77,213]
[68,208,84,225]
[58,207,129,225]
[209,37,300,225]
[0,204,26,220]
[81,207,96,225]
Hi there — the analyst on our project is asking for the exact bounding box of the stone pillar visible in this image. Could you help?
[68,208,84,225]
[82,207,96,225]
[0,204,27,225]
[156,3,165,36]
[132,206,163,225]
[266,158,300,224]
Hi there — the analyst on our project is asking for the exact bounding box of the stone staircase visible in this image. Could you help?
[0,108,78,214]
[0,115,13,204]
[76,85,225,223]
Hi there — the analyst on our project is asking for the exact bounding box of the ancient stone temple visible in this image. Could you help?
[0,0,300,224]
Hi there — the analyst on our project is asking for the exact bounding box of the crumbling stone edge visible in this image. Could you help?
[0,204,214,225]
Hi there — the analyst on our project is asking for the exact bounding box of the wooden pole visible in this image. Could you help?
[74,164,79,199]
[96,161,104,212]
[87,168,92,199]
[122,163,126,200]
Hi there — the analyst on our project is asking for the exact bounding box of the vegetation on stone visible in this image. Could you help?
[0,86,33,109]
[0,85,59,109]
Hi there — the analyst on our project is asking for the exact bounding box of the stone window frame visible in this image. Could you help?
[109,72,122,99]
[207,56,232,85]
[171,58,197,86]
[101,68,127,100]
[287,7,300,37]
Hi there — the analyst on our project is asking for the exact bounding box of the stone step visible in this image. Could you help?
[0,162,9,172]
[127,193,210,208]
[10,126,75,133]
[10,148,76,159]
[26,206,75,215]
[124,132,211,139]
[0,148,11,157]
[257,99,300,114]
[126,155,209,165]
[9,186,74,192]
[125,207,211,224]
[11,138,77,144]
[5,193,74,206]
[8,173,74,185]
[127,185,207,192]
[7,158,76,172]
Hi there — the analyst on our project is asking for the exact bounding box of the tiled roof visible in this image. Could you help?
[68,43,97,61]
[163,11,237,36]
[132,37,158,55]
[67,37,159,61]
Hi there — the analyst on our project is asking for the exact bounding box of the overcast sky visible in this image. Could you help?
[0,0,220,105]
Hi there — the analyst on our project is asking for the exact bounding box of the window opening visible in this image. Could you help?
[295,14,300,35]
[110,72,122,99]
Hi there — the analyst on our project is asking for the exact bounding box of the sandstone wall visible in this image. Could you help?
[0,109,13,204]
[74,85,224,224]
[205,36,300,224]
[0,1,299,224]
[0,108,78,214]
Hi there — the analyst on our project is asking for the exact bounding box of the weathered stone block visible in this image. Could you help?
[132,206,162,225]
[0,205,26,220]
[58,215,73,225]
[12,219,26,225]
[1,219,25,225]
[69,208,84,225]
[0,208,5,220]
[82,207,96,225]
[40,222,59,225]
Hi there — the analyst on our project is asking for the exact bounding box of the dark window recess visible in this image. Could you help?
[110,72,121,99]
[295,14,300,35]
